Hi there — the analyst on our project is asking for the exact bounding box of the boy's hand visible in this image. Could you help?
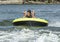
[24,11,27,14]
[32,10,35,18]
[23,11,27,17]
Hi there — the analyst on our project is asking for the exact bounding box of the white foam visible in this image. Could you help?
[36,32,59,42]
[49,21,60,27]
[0,29,59,42]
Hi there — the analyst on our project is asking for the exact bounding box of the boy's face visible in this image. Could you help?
[27,12,30,16]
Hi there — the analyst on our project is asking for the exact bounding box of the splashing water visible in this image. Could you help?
[0,28,60,42]
[48,21,60,27]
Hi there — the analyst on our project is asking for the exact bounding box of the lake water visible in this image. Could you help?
[0,4,60,42]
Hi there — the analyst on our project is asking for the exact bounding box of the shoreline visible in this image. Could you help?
[0,2,60,5]
[23,3,60,5]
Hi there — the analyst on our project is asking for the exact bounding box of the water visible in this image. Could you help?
[0,4,60,42]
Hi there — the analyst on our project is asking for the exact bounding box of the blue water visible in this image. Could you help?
[0,4,60,42]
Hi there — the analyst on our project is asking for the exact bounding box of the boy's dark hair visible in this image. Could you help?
[27,10,31,13]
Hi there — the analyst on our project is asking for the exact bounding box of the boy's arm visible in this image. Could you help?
[23,11,27,17]
[32,10,35,18]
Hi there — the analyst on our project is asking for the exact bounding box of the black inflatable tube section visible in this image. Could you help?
[13,21,48,27]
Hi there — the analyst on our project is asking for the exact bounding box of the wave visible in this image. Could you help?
[48,21,60,27]
[0,28,60,42]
